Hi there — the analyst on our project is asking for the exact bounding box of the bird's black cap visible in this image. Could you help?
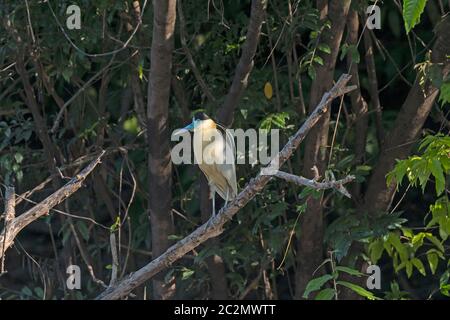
[193,112,210,121]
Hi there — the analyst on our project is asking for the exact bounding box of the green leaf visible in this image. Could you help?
[369,239,385,263]
[181,268,195,280]
[303,274,333,298]
[308,65,316,80]
[430,159,445,196]
[34,287,44,299]
[402,0,428,33]
[76,221,90,241]
[318,43,331,54]
[425,234,445,252]
[426,251,438,274]
[14,153,24,163]
[335,266,364,277]
[313,55,324,66]
[315,288,336,300]
[439,82,450,105]
[411,258,426,276]
[406,261,413,278]
[21,286,33,297]
[337,281,381,300]
[168,234,183,241]
[388,233,408,262]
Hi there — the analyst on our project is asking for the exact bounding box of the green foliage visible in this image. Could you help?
[303,256,381,300]
[259,112,291,130]
[340,44,360,64]
[336,281,380,300]
[383,281,410,300]
[402,0,428,33]
[439,81,450,105]
[369,133,450,297]
[387,134,450,196]
[303,274,334,299]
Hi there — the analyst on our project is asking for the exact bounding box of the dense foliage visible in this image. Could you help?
[0,0,448,300]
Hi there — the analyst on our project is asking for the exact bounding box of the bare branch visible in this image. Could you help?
[274,171,355,198]
[0,151,105,261]
[109,233,119,287]
[96,74,356,300]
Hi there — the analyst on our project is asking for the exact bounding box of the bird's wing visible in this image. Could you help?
[200,129,237,200]
[220,128,238,198]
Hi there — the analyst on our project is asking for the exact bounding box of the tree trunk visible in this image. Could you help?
[364,16,450,213]
[341,15,450,300]
[295,0,351,299]
[147,0,177,300]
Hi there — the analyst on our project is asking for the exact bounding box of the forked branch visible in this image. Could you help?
[0,151,105,261]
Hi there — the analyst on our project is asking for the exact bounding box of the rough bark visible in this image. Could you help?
[147,0,177,300]
[295,0,351,300]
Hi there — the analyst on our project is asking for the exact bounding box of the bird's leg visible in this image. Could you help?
[212,189,216,217]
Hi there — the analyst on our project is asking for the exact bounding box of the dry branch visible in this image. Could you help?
[0,151,105,261]
[274,171,355,198]
[96,74,356,300]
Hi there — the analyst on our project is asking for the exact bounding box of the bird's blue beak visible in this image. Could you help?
[183,122,196,131]
[173,119,197,136]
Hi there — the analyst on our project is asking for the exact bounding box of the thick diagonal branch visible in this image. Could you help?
[96,74,356,300]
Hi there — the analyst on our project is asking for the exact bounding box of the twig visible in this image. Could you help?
[178,0,216,102]
[46,0,148,58]
[69,218,107,288]
[0,151,105,261]
[96,74,356,300]
[49,58,116,134]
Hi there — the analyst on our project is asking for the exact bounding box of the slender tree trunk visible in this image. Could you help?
[147,0,177,300]
[346,9,369,200]
[295,0,351,299]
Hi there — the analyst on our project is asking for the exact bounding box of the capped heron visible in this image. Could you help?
[178,112,237,216]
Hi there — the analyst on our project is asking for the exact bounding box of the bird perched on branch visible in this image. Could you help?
[177,112,237,216]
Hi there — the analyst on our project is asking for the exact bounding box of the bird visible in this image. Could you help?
[177,112,237,216]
